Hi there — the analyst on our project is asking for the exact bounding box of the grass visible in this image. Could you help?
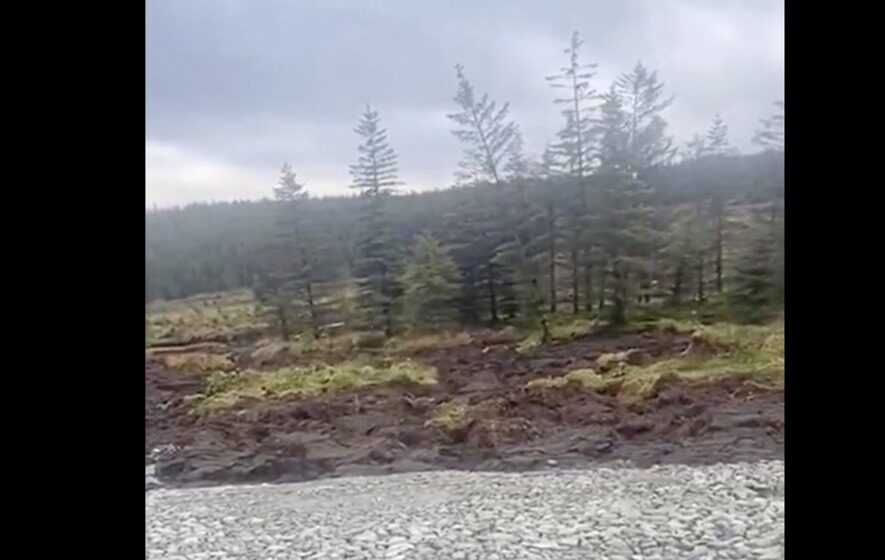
[146,290,267,347]
[189,359,437,411]
[424,400,471,434]
[516,316,599,353]
[249,334,356,365]
[526,321,784,400]
[385,331,472,354]
[619,321,784,397]
[162,352,234,373]
[525,368,616,392]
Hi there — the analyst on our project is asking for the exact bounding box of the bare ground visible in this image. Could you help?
[146,330,783,487]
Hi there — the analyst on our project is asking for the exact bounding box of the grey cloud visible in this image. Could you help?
[147,0,783,207]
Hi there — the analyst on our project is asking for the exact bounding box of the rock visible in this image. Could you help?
[527,541,563,550]
[353,530,378,542]
[756,547,784,560]
[146,461,785,560]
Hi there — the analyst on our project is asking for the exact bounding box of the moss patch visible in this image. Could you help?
[162,352,234,373]
[425,400,471,434]
[525,321,784,400]
[386,331,472,354]
[190,360,437,411]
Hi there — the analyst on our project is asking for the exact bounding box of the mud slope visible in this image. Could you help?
[146,331,783,487]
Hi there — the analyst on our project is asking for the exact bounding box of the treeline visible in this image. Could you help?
[146,32,784,335]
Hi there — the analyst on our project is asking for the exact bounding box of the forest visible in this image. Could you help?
[145,33,784,338]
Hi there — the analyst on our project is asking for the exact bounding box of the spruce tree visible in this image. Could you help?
[684,134,709,161]
[255,163,317,341]
[753,101,785,152]
[706,114,731,156]
[400,233,461,328]
[448,64,521,185]
[595,169,656,325]
[728,231,776,323]
[547,31,600,314]
[349,105,401,336]
[546,31,599,182]
[613,62,676,173]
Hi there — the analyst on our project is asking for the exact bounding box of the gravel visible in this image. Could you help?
[146,460,784,559]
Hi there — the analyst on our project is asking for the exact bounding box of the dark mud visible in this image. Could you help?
[146,331,783,488]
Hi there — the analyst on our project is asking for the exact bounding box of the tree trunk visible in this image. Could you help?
[598,261,607,310]
[714,201,724,293]
[488,265,499,323]
[672,260,684,303]
[610,259,626,325]
[696,256,705,302]
[381,264,393,337]
[571,249,580,314]
[548,204,557,313]
[305,280,319,339]
[584,261,593,312]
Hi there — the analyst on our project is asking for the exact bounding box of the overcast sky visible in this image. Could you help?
[146,0,784,209]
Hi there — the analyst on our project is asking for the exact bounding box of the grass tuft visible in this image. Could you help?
[424,400,471,434]
[190,360,437,411]
[162,352,234,373]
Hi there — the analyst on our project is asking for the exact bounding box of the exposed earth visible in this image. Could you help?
[146,329,784,488]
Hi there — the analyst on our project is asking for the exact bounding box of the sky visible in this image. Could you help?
[146,0,784,209]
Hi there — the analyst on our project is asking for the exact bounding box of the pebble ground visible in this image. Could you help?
[146,461,784,559]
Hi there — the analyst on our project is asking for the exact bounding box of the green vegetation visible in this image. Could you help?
[189,360,437,411]
[147,46,783,340]
[146,290,267,346]
[526,368,612,392]
[400,233,462,328]
[517,315,599,353]
[627,322,784,393]
[162,352,234,373]
[526,321,784,399]
[425,400,471,434]
[385,331,473,354]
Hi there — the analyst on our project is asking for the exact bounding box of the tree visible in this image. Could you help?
[255,163,318,341]
[444,192,514,324]
[531,146,567,312]
[753,101,784,151]
[400,233,461,327]
[448,64,521,185]
[613,62,676,173]
[546,31,599,182]
[595,169,656,325]
[728,229,777,324]
[547,31,600,314]
[349,105,401,336]
[706,114,731,156]
[503,131,531,180]
[597,85,631,171]
[684,134,709,161]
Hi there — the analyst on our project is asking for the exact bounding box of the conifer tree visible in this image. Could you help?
[706,114,731,156]
[400,233,461,328]
[728,228,777,324]
[753,101,785,152]
[349,105,401,336]
[255,163,318,340]
[613,62,676,172]
[448,64,521,185]
[547,31,600,314]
